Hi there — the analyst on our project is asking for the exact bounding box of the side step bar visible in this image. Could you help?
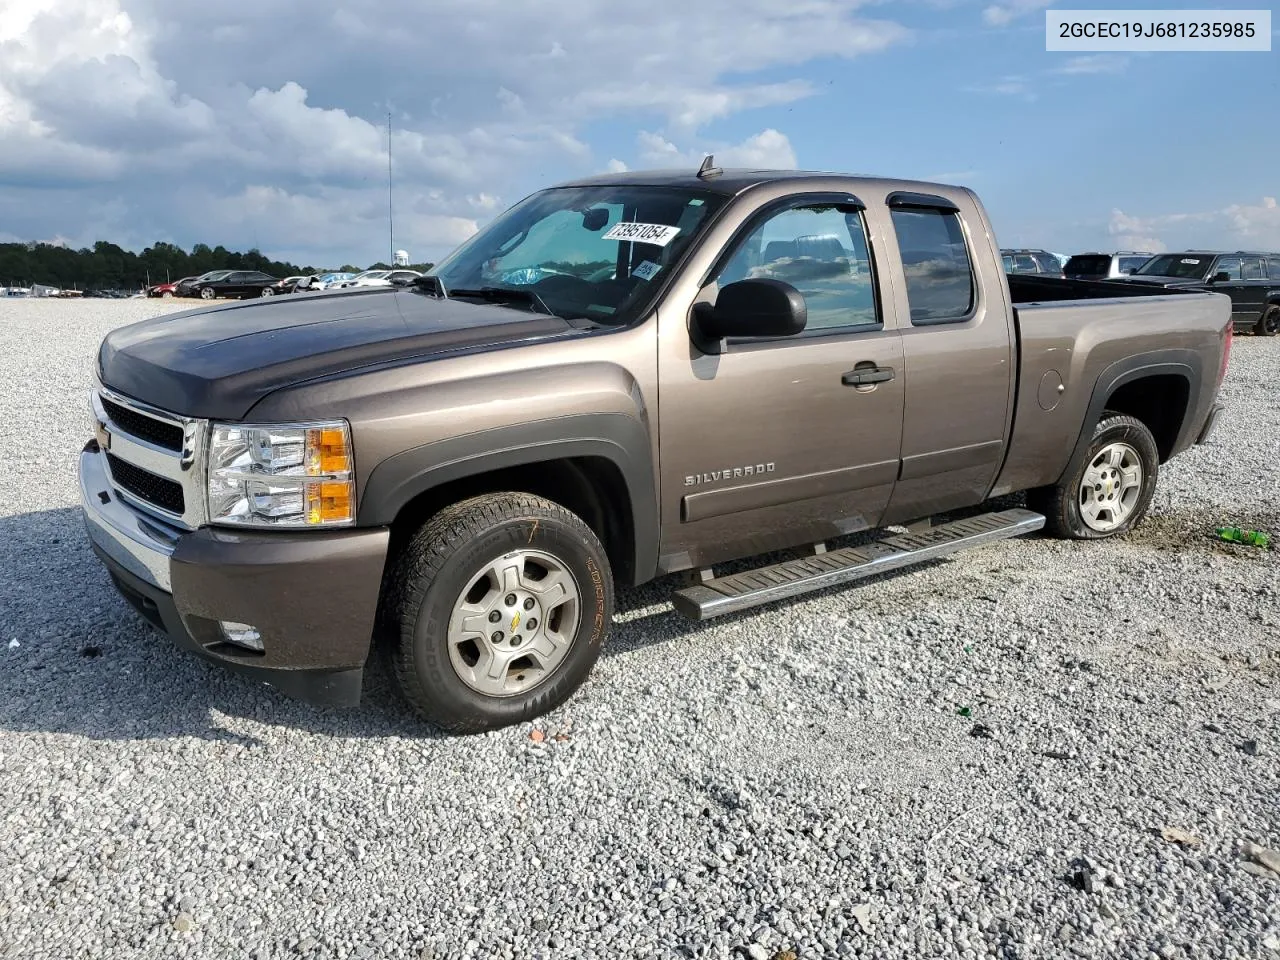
[670,508,1045,621]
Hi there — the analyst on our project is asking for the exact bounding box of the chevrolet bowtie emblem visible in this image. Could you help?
[510,611,522,633]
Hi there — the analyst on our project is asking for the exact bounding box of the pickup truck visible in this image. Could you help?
[80,164,1232,732]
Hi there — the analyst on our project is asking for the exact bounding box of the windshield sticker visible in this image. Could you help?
[602,222,682,246]
[1181,258,1202,264]
[633,260,662,281]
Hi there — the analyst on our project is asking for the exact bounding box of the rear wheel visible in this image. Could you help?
[1255,305,1280,337]
[1027,412,1159,539]
[385,493,613,733]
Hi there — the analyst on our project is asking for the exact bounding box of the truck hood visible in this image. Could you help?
[98,288,581,420]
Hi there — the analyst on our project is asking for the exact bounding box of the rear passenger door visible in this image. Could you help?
[878,193,1014,523]
[1236,256,1269,324]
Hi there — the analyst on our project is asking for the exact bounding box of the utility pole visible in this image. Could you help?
[387,111,395,266]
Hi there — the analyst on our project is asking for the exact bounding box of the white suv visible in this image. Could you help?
[334,269,423,289]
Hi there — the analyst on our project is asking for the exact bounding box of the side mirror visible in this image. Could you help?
[1210,271,1231,283]
[693,278,807,341]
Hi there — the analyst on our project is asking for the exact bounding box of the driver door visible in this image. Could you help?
[656,195,904,571]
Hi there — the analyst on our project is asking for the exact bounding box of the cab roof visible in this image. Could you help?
[549,167,963,198]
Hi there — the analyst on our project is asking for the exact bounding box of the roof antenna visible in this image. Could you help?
[696,154,722,180]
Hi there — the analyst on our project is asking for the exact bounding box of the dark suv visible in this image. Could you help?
[1118,251,1280,335]
[189,270,282,301]
[1001,249,1063,277]
[1062,251,1153,281]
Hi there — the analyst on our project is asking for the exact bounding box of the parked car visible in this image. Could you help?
[308,272,356,290]
[1110,250,1280,335]
[333,269,424,289]
[82,166,1230,732]
[147,279,192,298]
[1062,252,1154,281]
[1001,248,1064,277]
[189,270,282,300]
[176,271,233,297]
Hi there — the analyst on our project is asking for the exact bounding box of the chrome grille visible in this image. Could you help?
[92,387,207,529]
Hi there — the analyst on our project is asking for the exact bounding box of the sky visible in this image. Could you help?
[0,0,1276,269]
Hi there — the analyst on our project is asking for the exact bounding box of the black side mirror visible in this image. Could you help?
[694,278,807,343]
[1210,271,1231,283]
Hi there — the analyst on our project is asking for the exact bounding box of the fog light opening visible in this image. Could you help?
[219,621,264,652]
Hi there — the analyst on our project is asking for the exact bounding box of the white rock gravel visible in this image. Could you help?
[0,297,1278,960]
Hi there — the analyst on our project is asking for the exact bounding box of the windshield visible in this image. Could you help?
[198,271,232,282]
[1136,254,1212,280]
[356,271,389,280]
[428,185,728,324]
[1064,255,1110,276]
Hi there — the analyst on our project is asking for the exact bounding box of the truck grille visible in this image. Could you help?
[106,452,186,515]
[101,396,184,451]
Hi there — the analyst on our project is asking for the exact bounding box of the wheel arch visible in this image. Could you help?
[1056,350,1202,484]
[358,414,657,586]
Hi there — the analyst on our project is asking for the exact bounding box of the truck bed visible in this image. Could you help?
[990,274,1231,499]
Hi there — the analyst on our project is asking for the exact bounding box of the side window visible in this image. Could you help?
[1241,257,1265,280]
[1215,257,1242,280]
[225,272,247,283]
[1034,253,1062,273]
[1001,255,1014,272]
[1269,257,1280,280]
[1013,255,1037,273]
[891,207,976,323]
[713,204,878,331]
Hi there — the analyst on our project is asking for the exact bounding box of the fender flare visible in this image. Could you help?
[357,413,658,583]
[1055,349,1203,486]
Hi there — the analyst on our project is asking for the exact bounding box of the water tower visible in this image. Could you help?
[393,249,409,267]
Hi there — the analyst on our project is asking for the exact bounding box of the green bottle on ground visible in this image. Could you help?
[1216,526,1271,548]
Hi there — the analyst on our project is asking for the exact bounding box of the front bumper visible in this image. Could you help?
[79,442,390,707]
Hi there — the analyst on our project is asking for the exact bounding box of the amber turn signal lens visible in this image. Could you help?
[306,480,353,525]
[305,427,351,476]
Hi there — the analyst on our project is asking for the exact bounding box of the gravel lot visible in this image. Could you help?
[1,297,1277,960]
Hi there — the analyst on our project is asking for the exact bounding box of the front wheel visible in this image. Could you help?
[1255,305,1279,337]
[161,291,173,298]
[199,287,215,300]
[1027,412,1159,539]
[386,493,614,733]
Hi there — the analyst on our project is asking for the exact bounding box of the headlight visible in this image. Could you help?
[207,420,354,527]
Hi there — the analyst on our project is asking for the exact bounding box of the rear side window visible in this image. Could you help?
[1242,257,1265,280]
[1033,253,1062,273]
[1118,256,1150,273]
[1269,257,1280,280]
[890,208,975,324]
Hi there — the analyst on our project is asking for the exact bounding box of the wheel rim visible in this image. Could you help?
[260,287,274,297]
[200,288,214,299]
[1079,442,1143,532]
[447,549,581,698]
[1264,310,1279,335]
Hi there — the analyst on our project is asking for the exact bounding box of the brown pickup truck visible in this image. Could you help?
[80,164,1232,731]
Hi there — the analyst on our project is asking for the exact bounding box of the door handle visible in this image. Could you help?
[842,365,895,386]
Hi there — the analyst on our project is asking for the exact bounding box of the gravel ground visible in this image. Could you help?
[0,297,1277,960]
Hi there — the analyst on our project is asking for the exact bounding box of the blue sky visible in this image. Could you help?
[1,0,1276,267]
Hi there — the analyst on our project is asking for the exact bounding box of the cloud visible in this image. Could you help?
[1108,197,1280,252]
[0,0,909,266]
[635,129,798,169]
[1053,55,1129,75]
[965,76,1035,99]
[982,0,1052,26]
[605,159,629,173]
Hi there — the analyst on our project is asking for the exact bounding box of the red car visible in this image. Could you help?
[147,277,196,298]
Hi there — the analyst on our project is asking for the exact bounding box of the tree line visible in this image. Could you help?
[0,240,433,291]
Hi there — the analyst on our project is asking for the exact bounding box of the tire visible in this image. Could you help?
[1255,305,1280,337]
[161,291,173,299]
[199,287,215,300]
[259,287,274,297]
[1027,412,1159,540]
[386,493,614,733]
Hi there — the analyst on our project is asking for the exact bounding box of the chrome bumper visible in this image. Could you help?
[79,443,178,592]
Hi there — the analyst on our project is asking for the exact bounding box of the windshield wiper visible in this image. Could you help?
[449,286,556,317]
